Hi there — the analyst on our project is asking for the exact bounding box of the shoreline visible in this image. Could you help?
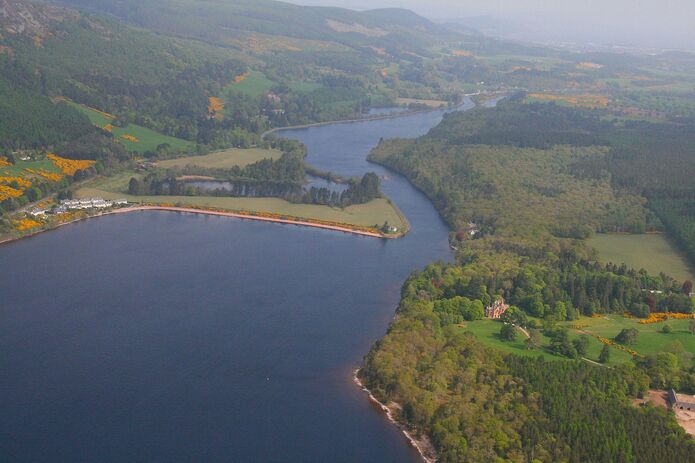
[261,94,482,139]
[353,369,437,463]
[0,205,403,247]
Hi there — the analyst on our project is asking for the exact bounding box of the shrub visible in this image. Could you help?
[615,328,639,345]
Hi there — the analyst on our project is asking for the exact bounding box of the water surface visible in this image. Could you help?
[0,98,474,462]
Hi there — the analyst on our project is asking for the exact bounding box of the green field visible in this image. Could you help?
[459,320,553,359]
[287,80,323,94]
[590,233,695,282]
[0,158,62,178]
[224,71,276,99]
[462,315,695,367]
[157,148,281,170]
[76,172,407,230]
[67,102,194,154]
[565,315,695,359]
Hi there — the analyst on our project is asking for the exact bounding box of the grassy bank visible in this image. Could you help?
[66,101,194,153]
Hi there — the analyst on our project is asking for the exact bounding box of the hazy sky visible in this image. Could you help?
[291,0,695,50]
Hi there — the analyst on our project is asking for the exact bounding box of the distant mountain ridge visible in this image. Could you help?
[52,0,456,53]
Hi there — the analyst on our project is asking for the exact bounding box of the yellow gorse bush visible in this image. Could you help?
[637,312,695,324]
[47,153,95,176]
[122,134,140,143]
[208,97,225,119]
[0,177,32,189]
[234,71,249,83]
[0,184,23,201]
[25,168,63,182]
[592,334,642,358]
[14,218,42,231]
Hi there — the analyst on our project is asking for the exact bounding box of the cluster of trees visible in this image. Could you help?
[302,172,381,207]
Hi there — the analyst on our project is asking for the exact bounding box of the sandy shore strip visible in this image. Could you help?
[353,369,437,463]
[0,205,400,246]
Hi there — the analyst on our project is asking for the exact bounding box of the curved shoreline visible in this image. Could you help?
[0,205,401,247]
[353,369,436,463]
[261,94,481,139]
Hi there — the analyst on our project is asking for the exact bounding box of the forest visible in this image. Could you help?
[362,99,695,461]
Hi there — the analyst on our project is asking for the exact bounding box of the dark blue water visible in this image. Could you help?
[0,98,473,462]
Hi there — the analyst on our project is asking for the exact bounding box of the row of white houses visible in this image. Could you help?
[30,198,128,216]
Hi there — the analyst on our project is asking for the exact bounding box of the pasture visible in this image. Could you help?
[67,102,193,154]
[157,148,282,170]
[224,70,276,98]
[590,233,695,282]
[0,158,61,178]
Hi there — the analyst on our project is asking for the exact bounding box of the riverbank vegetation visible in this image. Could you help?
[361,99,695,461]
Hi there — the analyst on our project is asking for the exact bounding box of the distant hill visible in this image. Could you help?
[54,0,456,54]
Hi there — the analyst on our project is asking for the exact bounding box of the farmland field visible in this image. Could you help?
[590,233,695,282]
[157,148,281,169]
[66,102,194,154]
[76,172,407,230]
[223,70,276,98]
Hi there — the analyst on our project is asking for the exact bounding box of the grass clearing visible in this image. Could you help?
[76,172,407,230]
[157,148,281,170]
[224,70,276,98]
[0,158,62,178]
[562,315,695,360]
[67,102,194,154]
[463,314,695,367]
[460,320,552,359]
[590,233,695,282]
